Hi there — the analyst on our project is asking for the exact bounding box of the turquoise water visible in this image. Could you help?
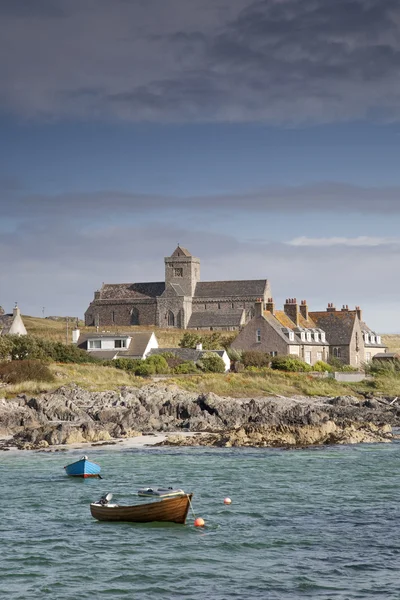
[1,443,400,599]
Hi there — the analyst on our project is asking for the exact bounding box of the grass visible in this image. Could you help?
[382,335,400,354]
[23,315,226,347]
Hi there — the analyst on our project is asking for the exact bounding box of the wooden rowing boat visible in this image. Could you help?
[64,455,101,478]
[90,493,193,524]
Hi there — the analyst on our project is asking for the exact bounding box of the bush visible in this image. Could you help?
[366,359,400,375]
[179,333,202,349]
[134,361,156,377]
[145,355,170,374]
[114,358,141,372]
[0,336,12,360]
[270,355,312,372]
[8,336,48,361]
[174,361,198,374]
[47,342,98,364]
[196,352,226,373]
[242,351,271,368]
[312,361,333,373]
[0,360,55,384]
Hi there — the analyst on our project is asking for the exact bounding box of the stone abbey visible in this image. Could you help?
[85,246,270,330]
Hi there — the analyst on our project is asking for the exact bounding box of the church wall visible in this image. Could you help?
[84,300,157,327]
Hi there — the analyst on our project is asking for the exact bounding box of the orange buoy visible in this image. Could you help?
[224,497,232,505]
[194,517,205,527]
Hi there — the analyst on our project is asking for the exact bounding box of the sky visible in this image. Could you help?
[1,0,400,332]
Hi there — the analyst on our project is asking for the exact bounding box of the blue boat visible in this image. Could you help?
[64,455,101,478]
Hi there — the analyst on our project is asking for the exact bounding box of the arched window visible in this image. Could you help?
[167,311,175,327]
[333,347,342,358]
[130,307,139,325]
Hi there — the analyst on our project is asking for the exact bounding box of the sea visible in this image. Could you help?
[1,442,400,600]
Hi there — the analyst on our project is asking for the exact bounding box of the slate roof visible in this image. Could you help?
[77,331,155,358]
[373,352,398,359]
[149,348,226,362]
[309,311,357,345]
[194,280,268,298]
[99,282,165,300]
[0,314,13,335]
[171,246,191,257]
[187,309,245,328]
[263,311,326,346]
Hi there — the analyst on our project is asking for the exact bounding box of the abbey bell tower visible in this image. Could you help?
[164,246,200,297]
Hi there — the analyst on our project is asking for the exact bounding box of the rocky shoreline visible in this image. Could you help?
[0,384,399,450]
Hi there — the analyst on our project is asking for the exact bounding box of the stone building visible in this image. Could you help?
[85,246,270,331]
[231,299,329,366]
[309,304,386,367]
[232,298,386,368]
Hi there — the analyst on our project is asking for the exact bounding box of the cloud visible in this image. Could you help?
[2,181,400,220]
[287,236,400,247]
[1,0,400,123]
[1,217,400,331]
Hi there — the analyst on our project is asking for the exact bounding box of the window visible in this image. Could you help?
[306,332,311,342]
[204,304,207,310]
[317,351,322,361]
[305,351,311,365]
[231,302,234,309]
[333,347,342,358]
[114,339,127,349]
[289,331,295,341]
[364,333,369,344]
[377,336,381,344]
[271,351,278,357]
[314,332,319,342]
[130,307,139,325]
[321,332,326,342]
[218,303,221,309]
[167,311,175,326]
[88,340,101,349]
[365,352,372,362]
[370,335,376,344]
[112,311,115,324]
[256,328,261,343]
[173,268,183,277]
[300,332,305,342]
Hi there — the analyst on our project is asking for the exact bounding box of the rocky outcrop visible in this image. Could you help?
[0,384,399,449]
[160,422,393,448]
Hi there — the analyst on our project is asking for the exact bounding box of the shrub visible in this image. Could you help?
[365,359,400,375]
[313,361,333,373]
[114,358,141,372]
[134,361,156,377]
[242,351,270,368]
[0,336,12,360]
[270,355,312,372]
[196,352,226,373]
[145,355,170,374]
[179,332,202,349]
[9,336,48,361]
[0,360,55,384]
[47,342,98,364]
[174,361,198,374]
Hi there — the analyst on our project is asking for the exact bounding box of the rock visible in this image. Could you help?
[1,383,397,449]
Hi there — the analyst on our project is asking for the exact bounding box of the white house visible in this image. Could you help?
[73,330,159,360]
[0,305,27,336]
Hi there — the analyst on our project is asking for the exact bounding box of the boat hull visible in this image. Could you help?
[64,458,101,478]
[90,493,193,524]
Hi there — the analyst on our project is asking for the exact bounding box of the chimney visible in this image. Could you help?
[265,297,275,315]
[299,300,308,320]
[355,306,362,321]
[341,304,349,312]
[255,298,264,318]
[326,303,336,312]
[94,290,101,300]
[72,328,80,344]
[195,343,203,351]
[284,298,299,326]
[13,303,21,317]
